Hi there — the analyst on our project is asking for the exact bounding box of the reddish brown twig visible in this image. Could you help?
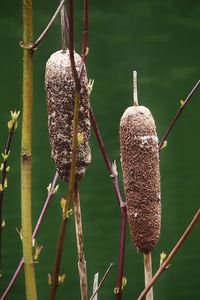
[0,172,59,300]
[137,209,200,300]
[82,0,88,59]
[0,112,19,275]
[89,108,126,300]
[159,80,200,150]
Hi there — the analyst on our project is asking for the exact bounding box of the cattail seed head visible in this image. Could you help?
[120,105,161,253]
[45,50,91,182]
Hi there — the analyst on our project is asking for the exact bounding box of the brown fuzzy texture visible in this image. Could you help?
[45,50,91,182]
[120,106,161,253]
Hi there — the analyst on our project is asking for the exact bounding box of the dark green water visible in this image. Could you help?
[0,1,199,299]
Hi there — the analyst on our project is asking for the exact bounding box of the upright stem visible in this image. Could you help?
[21,0,37,299]
[143,253,153,300]
[115,206,127,300]
[133,70,138,106]
[82,0,88,59]
[61,4,67,52]
[73,184,88,300]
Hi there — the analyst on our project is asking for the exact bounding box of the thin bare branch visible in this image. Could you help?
[30,0,66,50]
[89,263,113,300]
[159,80,200,150]
[137,209,200,300]
[0,172,59,300]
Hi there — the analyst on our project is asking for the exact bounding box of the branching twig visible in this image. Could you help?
[89,108,125,208]
[30,0,66,50]
[0,111,20,276]
[159,80,200,150]
[73,184,88,300]
[0,172,59,300]
[89,108,127,300]
[137,209,200,300]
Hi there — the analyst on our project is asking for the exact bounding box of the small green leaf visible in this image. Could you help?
[53,184,59,194]
[1,220,5,229]
[34,243,43,261]
[2,150,10,161]
[160,140,167,150]
[160,251,167,266]
[122,276,127,289]
[47,183,52,193]
[114,287,120,294]
[58,274,66,286]
[48,273,52,287]
[77,133,84,146]
[88,79,94,95]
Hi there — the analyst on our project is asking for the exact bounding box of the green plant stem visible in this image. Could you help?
[21,0,37,299]
[73,184,88,300]
[137,209,200,300]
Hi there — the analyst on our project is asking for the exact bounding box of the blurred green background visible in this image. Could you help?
[0,0,199,299]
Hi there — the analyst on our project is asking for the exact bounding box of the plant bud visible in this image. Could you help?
[45,50,91,182]
[120,105,161,253]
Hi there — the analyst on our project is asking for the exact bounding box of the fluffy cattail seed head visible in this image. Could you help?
[45,50,91,182]
[120,105,161,253]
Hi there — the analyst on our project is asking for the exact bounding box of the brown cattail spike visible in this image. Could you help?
[45,50,91,182]
[120,106,161,253]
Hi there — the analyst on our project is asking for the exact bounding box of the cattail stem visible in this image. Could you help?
[21,0,37,299]
[133,70,139,106]
[73,184,88,300]
[143,253,153,300]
